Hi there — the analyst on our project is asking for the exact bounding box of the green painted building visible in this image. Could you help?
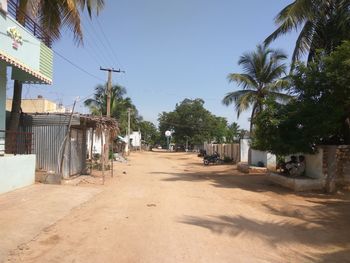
[0,0,53,193]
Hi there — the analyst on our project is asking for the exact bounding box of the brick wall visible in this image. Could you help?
[336,145,350,183]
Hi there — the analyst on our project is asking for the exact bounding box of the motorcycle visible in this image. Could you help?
[203,152,223,165]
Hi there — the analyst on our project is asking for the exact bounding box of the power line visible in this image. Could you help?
[83,12,116,67]
[53,49,104,82]
[35,0,110,79]
[80,18,116,67]
[94,15,124,69]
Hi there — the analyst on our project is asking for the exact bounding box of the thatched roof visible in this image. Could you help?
[80,114,119,138]
[20,112,119,137]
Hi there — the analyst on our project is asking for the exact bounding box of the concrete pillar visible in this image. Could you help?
[0,63,7,156]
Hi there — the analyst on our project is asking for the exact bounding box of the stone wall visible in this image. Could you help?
[336,145,350,184]
[321,145,350,191]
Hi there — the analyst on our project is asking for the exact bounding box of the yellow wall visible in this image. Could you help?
[6,98,64,113]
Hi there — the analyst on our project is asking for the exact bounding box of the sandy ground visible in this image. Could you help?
[3,151,350,263]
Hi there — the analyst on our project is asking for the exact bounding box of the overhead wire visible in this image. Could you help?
[93,14,124,69]
[83,12,116,67]
[80,17,115,67]
[53,49,105,82]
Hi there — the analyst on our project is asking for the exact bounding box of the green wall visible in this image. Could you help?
[0,62,6,155]
[0,12,53,84]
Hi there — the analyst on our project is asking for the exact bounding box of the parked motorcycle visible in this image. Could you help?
[203,152,223,165]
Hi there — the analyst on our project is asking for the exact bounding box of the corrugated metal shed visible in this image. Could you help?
[22,113,80,126]
[21,113,85,178]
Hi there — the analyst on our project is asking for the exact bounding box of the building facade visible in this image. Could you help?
[6,96,65,113]
[0,0,53,193]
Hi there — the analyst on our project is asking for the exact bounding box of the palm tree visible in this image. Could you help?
[222,45,290,133]
[8,0,104,133]
[84,84,126,116]
[265,0,350,64]
[84,84,142,134]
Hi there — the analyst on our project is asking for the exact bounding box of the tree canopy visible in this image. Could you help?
[158,98,241,147]
[252,41,350,155]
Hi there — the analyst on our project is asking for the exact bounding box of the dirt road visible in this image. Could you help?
[6,151,350,262]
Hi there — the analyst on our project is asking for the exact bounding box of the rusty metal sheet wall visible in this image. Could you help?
[62,128,85,177]
[30,125,67,173]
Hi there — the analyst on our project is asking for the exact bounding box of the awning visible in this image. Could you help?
[0,50,52,84]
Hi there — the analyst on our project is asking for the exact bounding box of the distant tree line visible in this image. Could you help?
[158,98,248,148]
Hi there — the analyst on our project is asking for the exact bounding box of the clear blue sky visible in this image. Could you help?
[8,0,297,130]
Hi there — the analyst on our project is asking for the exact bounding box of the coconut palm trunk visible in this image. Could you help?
[8,81,22,132]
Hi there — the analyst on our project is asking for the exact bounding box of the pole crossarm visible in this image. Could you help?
[99,67,125,117]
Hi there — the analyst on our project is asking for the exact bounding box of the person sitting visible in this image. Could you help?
[284,155,298,174]
[289,155,306,177]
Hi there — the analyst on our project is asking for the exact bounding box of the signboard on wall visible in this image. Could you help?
[0,0,7,13]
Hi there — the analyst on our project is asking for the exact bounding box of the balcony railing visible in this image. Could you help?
[0,130,34,155]
[7,0,52,47]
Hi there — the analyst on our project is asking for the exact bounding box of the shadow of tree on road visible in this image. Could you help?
[153,169,291,194]
[179,198,350,262]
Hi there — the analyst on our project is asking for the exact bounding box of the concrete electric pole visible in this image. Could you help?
[99,67,124,117]
[99,67,124,170]
[127,107,131,154]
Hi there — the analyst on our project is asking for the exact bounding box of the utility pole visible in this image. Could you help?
[99,67,124,172]
[99,67,124,117]
[127,108,131,155]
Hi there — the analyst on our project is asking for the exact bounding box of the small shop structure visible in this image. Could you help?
[20,113,118,179]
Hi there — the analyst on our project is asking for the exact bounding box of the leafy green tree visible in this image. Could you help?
[252,41,350,155]
[158,98,230,147]
[209,116,228,144]
[265,0,350,64]
[138,121,159,146]
[222,45,290,133]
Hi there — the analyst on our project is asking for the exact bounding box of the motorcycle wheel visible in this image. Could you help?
[204,159,209,165]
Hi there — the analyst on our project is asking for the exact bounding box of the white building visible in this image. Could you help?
[126,131,142,149]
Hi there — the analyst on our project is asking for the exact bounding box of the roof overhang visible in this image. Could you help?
[0,50,52,84]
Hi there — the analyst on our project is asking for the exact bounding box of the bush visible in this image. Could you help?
[223,156,233,163]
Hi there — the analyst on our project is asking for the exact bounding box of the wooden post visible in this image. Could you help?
[111,140,114,178]
[101,130,105,185]
[90,128,94,175]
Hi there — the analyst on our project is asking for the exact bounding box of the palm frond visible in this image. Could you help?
[235,92,256,118]
[268,91,293,104]
[222,90,257,118]
[265,0,313,45]
[291,20,314,64]
[227,73,258,90]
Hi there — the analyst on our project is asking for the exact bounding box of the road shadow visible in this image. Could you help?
[153,168,291,194]
[154,163,350,199]
[179,197,350,262]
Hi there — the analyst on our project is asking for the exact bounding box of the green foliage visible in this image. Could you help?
[138,121,159,146]
[252,42,350,155]
[223,44,290,132]
[19,0,104,44]
[223,156,233,163]
[265,0,350,64]
[84,83,143,134]
[225,122,248,143]
[158,98,230,146]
